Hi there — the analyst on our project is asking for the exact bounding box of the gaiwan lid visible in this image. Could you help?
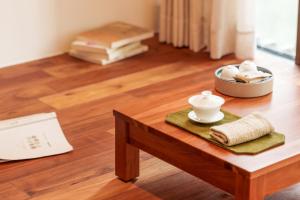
[188,91,225,107]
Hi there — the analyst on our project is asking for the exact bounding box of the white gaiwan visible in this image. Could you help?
[239,60,257,72]
[188,91,225,122]
[220,65,239,81]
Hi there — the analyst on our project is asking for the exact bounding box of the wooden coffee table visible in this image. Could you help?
[114,65,300,200]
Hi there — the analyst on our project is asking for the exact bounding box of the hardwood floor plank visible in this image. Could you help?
[43,62,100,78]
[12,149,115,197]
[23,159,155,200]
[0,65,37,79]
[46,50,190,92]
[26,158,186,200]
[56,93,137,126]
[0,183,30,200]
[0,70,53,93]
[0,100,53,121]
[39,62,202,109]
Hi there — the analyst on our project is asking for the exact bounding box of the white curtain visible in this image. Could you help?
[159,0,256,59]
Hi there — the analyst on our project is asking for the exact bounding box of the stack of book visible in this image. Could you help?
[69,21,154,65]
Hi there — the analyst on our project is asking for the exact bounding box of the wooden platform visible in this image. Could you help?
[0,37,299,200]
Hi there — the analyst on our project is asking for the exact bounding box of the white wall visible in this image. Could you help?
[0,0,159,68]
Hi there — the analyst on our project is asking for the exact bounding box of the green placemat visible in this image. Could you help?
[165,108,285,154]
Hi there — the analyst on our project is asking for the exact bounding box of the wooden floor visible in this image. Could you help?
[0,37,299,200]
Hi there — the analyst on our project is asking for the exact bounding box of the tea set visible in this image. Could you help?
[188,90,224,123]
[188,60,273,124]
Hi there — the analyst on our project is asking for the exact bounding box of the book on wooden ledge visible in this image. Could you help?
[69,21,154,65]
[0,112,73,162]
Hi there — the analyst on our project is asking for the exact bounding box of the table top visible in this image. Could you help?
[115,54,300,175]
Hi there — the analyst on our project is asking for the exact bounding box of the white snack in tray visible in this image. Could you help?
[220,65,239,81]
[239,60,257,73]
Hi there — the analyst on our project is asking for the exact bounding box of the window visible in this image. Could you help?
[256,0,298,60]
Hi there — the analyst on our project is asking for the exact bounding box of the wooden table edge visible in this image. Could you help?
[113,109,300,199]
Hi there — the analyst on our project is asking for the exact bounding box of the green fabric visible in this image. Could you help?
[165,108,285,154]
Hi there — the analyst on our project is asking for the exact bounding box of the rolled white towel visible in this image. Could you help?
[234,71,272,83]
[210,112,274,146]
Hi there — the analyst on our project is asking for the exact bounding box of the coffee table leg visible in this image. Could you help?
[235,173,265,200]
[115,116,139,182]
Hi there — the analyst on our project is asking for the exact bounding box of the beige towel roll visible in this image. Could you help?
[210,112,274,146]
[234,71,272,83]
